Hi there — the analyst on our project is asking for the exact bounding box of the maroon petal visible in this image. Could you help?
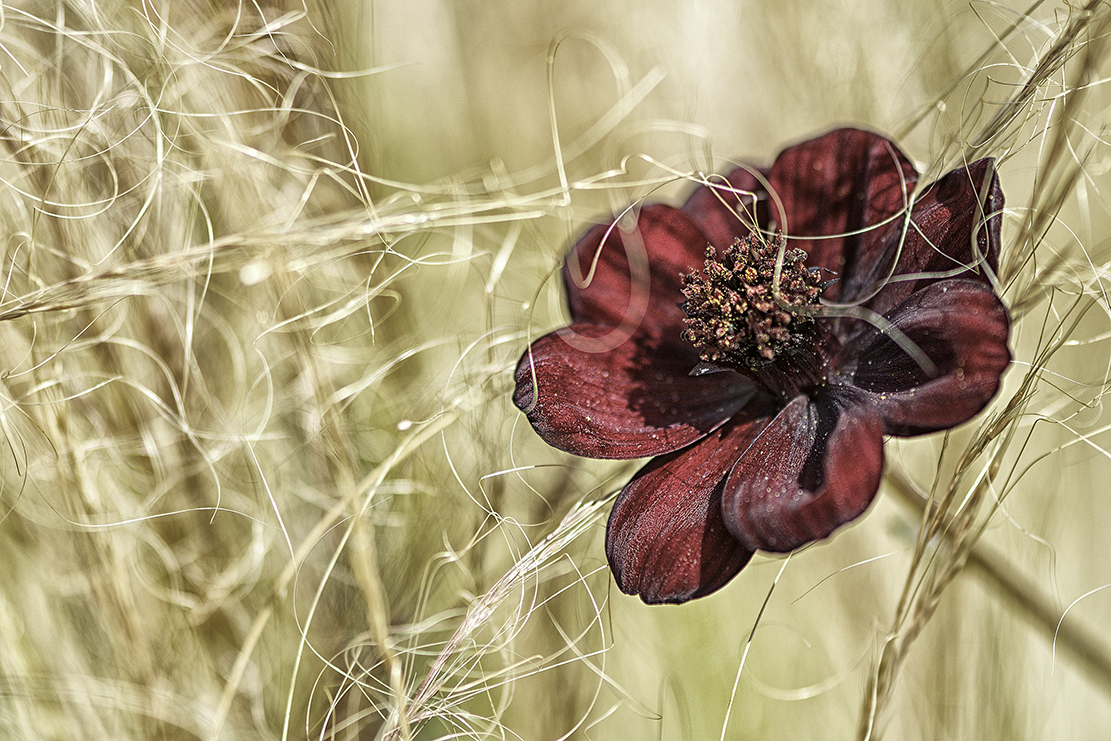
[606,418,768,604]
[763,128,919,282]
[563,204,711,339]
[681,166,768,251]
[722,393,884,553]
[843,158,1005,318]
[836,279,1011,436]
[513,324,760,459]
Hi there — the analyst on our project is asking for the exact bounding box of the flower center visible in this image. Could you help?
[681,233,825,372]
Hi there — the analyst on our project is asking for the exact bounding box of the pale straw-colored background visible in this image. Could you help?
[0,0,1108,738]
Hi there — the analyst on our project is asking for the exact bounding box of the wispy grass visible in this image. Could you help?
[0,0,1109,739]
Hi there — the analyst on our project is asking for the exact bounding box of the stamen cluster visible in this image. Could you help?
[681,234,824,369]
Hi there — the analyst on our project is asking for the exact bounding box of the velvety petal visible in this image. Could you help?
[513,324,760,459]
[681,166,768,251]
[841,158,1005,320]
[763,128,919,283]
[835,279,1011,436]
[722,392,884,553]
[606,418,769,604]
[563,204,711,339]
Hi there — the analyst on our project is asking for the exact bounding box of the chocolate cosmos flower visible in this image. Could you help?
[513,129,1010,604]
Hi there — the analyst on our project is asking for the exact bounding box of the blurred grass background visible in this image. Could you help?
[0,0,1109,738]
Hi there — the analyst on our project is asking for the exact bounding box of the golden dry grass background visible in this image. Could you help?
[1,0,1110,738]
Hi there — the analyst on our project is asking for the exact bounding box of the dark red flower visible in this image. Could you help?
[513,128,1010,604]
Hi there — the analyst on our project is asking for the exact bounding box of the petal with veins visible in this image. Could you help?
[607,418,767,604]
[837,279,1011,436]
[563,204,712,339]
[514,324,762,459]
[722,392,884,553]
